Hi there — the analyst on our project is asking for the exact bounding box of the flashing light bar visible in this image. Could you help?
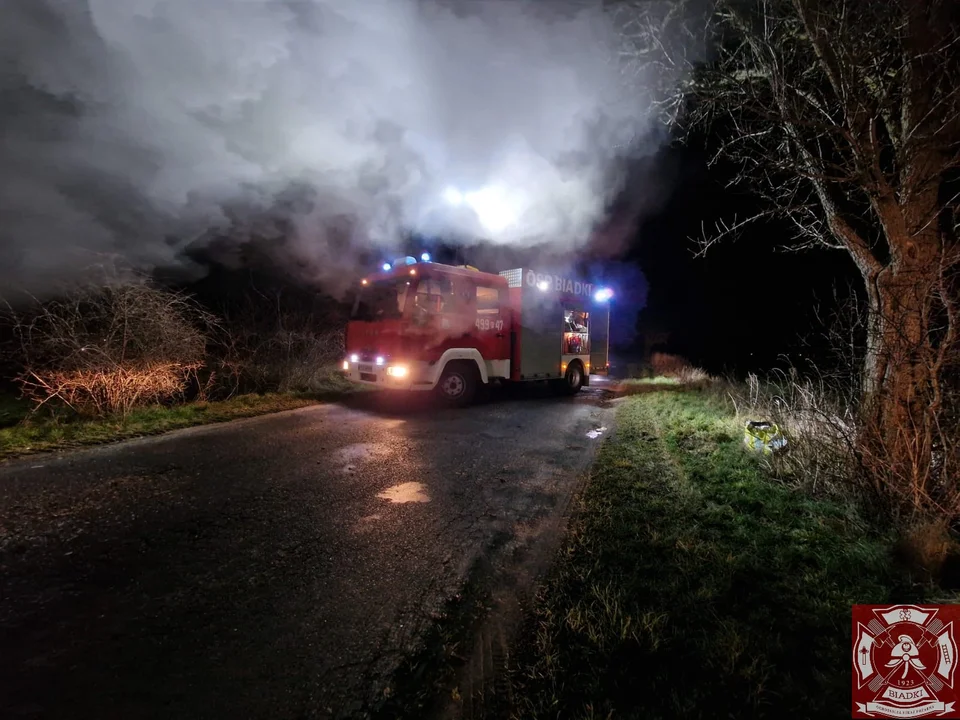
[378,253,432,272]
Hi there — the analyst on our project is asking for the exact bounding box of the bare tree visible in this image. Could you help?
[617,0,960,520]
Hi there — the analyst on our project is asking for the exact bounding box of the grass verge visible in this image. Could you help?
[509,386,919,719]
[0,370,357,460]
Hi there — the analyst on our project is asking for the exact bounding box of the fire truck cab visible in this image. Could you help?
[343,256,611,405]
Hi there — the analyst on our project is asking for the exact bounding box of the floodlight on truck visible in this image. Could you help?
[593,288,614,302]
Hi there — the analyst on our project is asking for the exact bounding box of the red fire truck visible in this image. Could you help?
[343,255,612,405]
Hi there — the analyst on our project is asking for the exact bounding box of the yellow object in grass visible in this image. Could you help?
[743,420,788,455]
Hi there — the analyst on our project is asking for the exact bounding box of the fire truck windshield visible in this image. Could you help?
[351,279,410,321]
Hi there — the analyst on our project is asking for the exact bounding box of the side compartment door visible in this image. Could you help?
[589,305,610,374]
[473,284,510,363]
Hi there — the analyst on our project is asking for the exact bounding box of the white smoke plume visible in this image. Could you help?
[0,0,687,294]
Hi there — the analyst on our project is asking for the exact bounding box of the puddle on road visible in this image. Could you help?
[332,443,384,463]
[377,482,431,504]
[332,443,393,475]
[586,427,608,439]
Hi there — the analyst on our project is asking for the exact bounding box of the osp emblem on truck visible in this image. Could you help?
[853,604,959,718]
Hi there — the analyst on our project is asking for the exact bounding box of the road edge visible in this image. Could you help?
[434,399,617,720]
[0,401,338,469]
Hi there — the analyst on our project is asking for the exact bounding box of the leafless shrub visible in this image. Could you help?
[643,352,710,383]
[649,352,691,377]
[676,365,710,385]
[727,369,860,498]
[858,380,960,527]
[251,328,345,393]
[3,282,214,417]
[729,359,960,534]
[211,286,345,395]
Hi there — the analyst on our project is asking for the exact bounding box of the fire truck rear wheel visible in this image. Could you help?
[554,362,584,395]
[435,362,478,406]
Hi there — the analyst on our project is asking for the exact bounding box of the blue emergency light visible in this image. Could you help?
[381,255,430,271]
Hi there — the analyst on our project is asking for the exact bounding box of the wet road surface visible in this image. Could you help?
[0,385,613,719]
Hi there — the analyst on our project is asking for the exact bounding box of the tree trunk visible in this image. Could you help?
[860,232,947,517]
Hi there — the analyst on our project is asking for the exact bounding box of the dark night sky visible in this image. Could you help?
[616,142,861,375]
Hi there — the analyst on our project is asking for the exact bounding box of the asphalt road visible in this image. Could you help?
[0,385,613,720]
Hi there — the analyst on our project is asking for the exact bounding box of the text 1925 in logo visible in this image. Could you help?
[853,604,959,718]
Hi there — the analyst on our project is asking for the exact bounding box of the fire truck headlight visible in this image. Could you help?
[342,360,350,371]
[375,356,385,366]
[350,353,359,363]
[593,288,613,302]
[386,365,408,378]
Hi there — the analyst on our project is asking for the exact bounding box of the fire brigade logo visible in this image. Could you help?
[853,605,960,718]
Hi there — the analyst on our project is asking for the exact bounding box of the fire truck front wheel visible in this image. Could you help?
[435,361,479,406]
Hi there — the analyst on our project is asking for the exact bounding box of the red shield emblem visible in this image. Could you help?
[853,604,960,718]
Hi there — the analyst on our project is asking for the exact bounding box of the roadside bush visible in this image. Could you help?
[3,282,214,417]
[212,288,346,395]
[649,351,690,377]
[637,352,711,384]
[221,327,345,394]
